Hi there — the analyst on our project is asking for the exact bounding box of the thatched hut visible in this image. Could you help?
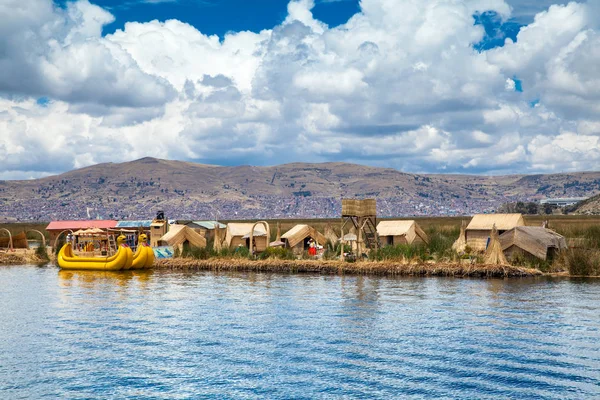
[281,224,327,254]
[226,223,268,251]
[464,214,525,252]
[377,220,429,246]
[182,221,227,242]
[499,226,567,261]
[158,224,206,252]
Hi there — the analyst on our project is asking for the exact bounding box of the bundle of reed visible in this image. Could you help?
[0,252,30,265]
[154,258,541,277]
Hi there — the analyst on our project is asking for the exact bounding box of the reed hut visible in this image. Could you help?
[499,226,567,261]
[226,223,268,251]
[183,221,227,242]
[464,214,525,252]
[281,224,327,254]
[377,220,429,246]
[158,224,206,252]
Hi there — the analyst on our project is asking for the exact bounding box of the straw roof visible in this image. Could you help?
[341,233,357,241]
[73,228,106,236]
[281,224,327,248]
[499,226,567,260]
[377,220,429,245]
[467,214,524,231]
[159,224,206,248]
[227,223,266,237]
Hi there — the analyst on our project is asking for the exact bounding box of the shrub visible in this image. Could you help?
[369,244,428,262]
[35,244,50,261]
[563,249,600,276]
[258,246,295,260]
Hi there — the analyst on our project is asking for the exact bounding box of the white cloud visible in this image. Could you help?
[1,0,599,178]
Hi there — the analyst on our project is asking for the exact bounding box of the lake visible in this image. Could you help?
[1,265,599,399]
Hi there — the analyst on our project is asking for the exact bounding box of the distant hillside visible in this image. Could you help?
[1,157,600,221]
[570,194,600,215]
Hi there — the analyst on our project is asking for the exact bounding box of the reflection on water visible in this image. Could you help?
[1,266,600,399]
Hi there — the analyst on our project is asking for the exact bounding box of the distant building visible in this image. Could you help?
[540,197,586,207]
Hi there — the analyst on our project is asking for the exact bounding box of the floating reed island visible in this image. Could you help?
[154,258,542,278]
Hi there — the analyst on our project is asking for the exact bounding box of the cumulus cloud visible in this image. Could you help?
[1,0,599,178]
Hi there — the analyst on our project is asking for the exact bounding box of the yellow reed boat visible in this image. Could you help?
[131,233,154,269]
[57,234,133,271]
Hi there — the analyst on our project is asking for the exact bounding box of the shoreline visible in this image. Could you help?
[153,258,542,278]
[5,253,595,278]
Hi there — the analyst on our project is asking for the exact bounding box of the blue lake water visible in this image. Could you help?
[1,265,599,399]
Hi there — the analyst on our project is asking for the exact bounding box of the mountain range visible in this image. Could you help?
[1,157,600,221]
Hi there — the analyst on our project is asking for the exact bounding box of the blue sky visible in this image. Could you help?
[0,0,599,178]
[61,0,532,44]
[58,0,361,37]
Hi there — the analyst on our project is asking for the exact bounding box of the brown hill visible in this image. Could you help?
[570,194,600,215]
[1,157,599,220]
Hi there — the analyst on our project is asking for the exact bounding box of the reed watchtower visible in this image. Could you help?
[341,199,379,255]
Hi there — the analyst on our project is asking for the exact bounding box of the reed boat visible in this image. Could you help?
[57,234,133,271]
[131,233,155,269]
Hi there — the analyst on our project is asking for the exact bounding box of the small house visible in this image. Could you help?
[377,220,429,246]
[183,221,227,242]
[281,224,327,254]
[158,224,207,252]
[464,214,525,252]
[225,223,268,251]
[499,226,567,261]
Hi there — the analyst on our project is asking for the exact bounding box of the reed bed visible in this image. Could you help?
[0,250,49,265]
[154,258,541,278]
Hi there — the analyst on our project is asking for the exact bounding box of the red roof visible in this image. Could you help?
[46,220,118,231]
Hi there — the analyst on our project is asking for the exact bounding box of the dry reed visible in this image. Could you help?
[155,258,541,278]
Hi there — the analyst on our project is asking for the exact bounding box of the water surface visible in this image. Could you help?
[1,265,599,398]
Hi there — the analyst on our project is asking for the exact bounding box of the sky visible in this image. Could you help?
[1,0,599,179]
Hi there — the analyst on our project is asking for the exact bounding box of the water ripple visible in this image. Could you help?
[1,267,600,398]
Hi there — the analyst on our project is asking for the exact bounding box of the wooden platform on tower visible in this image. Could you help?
[341,199,380,255]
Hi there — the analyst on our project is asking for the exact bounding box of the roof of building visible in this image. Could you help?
[377,220,417,236]
[116,220,153,228]
[190,221,227,230]
[499,226,567,260]
[159,224,207,248]
[46,220,117,231]
[466,214,525,231]
[227,223,267,237]
[281,224,327,248]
